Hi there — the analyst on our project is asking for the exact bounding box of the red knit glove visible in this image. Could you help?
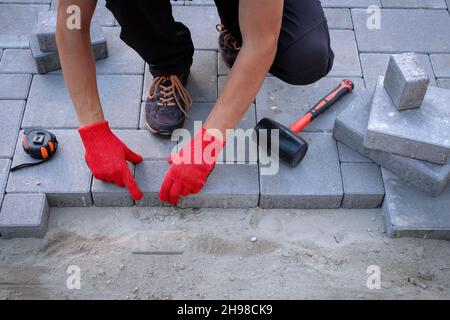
[159,128,225,205]
[78,121,143,200]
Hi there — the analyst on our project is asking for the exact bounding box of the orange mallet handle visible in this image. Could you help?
[290,80,354,134]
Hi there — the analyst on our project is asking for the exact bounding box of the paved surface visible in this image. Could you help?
[1,0,450,299]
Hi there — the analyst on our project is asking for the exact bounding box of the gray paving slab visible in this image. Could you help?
[135,161,259,208]
[0,49,38,74]
[0,49,3,60]
[0,4,49,48]
[135,161,171,207]
[114,130,177,161]
[0,160,10,207]
[177,103,258,164]
[324,8,353,30]
[256,77,365,132]
[0,74,31,99]
[23,74,142,129]
[437,78,450,89]
[333,89,450,196]
[92,164,135,207]
[172,5,220,50]
[142,50,217,102]
[328,30,362,77]
[382,168,450,240]
[430,54,450,78]
[352,8,450,53]
[383,53,430,110]
[0,193,49,239]
[321,0,382,7]
[337,142,372,163]
[381,0,447,9]
[180,163,260,208]
[29,35,60,74]
[360,53,436,89]
[364,77,450,164]
[95,27,144,75]
[341,162,385,209]
[0,100,25,159]
[259,132,343,209]
[7,130,92,207]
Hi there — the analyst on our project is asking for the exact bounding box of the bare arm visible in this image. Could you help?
[56,0,105,126]
[204,0,284,138]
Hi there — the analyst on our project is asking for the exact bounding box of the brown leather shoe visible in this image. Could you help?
[217,24,241,69]
[145,73,192,136]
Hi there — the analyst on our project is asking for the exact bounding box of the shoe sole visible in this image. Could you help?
[218,42,234,69]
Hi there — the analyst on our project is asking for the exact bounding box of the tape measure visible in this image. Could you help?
[10,129,58,172]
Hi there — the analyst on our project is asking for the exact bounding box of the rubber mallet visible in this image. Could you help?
[255,79,354,167]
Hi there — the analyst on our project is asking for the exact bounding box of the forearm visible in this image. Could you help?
[56,0,104,126]
[204,41,276,138]
[204,0,283,139]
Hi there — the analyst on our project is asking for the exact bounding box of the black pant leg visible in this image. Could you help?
[214,0,242,45]
[270,0,334,85]
[105,0,194,77]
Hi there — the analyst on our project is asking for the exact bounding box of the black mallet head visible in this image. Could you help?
[255,118,309,168]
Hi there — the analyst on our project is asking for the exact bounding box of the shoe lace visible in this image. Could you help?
[148,75,193,117]
[216,24,241,51]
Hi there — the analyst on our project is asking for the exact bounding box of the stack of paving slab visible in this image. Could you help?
[333,53,450,240]
[29,11,108,74]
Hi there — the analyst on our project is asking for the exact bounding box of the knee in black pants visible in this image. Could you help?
[270,22,334,86]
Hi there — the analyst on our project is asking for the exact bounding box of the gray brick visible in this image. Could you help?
[383,53,430,110]
[341,163,384,209]
[260,132,343,209]
[333,89,450,196]
[185,0,215,5]
[352,9,450,53]
[172,6,220,50]
[0,49,38,74]
[135,161,259,208]
[382,169,450,240]
[256,77,365,132]
[324,8,353,30]
[328,30,362,77]
[321,0,381,7]
[181,163,259,208]
[29,34,107,74]
[135,161,171,207]
[23,74,142,129]
[114,130,177,161]
[7,130,92,207]
[360,53,436,89]
[0,100,25,159]
[0,74,31,99]
[92,164,135,207]
[437,78,450,89]
[178,103,257,164]
[0,160,10,207]
[430,54,450,78]
[0,193,49,239]
[337,142,372,163]
[364,78,450,164]
[142,50,217,101]
[381,0,447,9]
[0,4,49,48]
[95,27,143,75]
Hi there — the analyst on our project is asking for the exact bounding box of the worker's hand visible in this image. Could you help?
[78,121,143,200]
[159,128,225,205]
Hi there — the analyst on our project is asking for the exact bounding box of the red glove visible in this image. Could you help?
[159,128,225,205]
[78,121,143,200]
